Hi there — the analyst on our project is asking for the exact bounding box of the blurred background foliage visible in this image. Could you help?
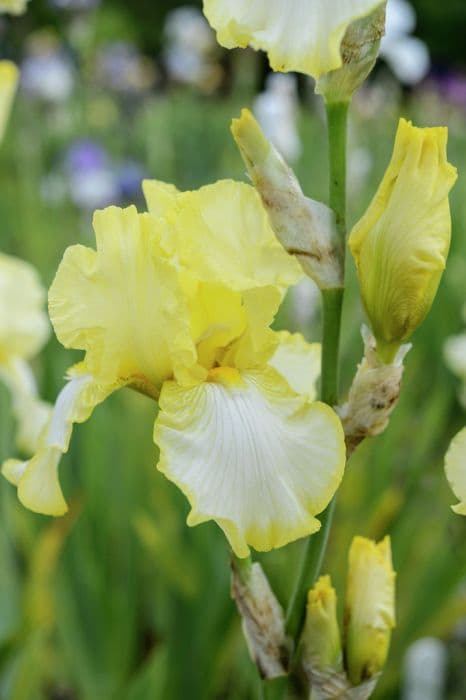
[0,1,466,699]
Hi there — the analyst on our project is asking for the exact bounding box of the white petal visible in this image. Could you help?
[203,0,385,79]
[445,427,466,516]
[268,331,321,401]
[155,367,345,557]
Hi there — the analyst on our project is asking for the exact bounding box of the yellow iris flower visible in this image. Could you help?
[203,0,384,80]
[3,180,346,558]
[0,253,51,454]
[349,118,457,363]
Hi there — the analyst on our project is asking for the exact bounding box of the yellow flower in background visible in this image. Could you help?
[4,180,346,558]
[0,61,19,144]
[444,427,466,516]
[203,0,384,80]
[345,536,396,685]
[349,118,457,363]
[0,252,51,454]
[0,0,28,14]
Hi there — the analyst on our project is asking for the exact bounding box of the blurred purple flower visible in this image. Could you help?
[435,71,466,108]
[65,139,109,173]
[64,139,120,210]
[116,160,146,201]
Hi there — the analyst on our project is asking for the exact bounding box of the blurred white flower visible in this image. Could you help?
[348,145,374,197]
[402,638,447,700]
[380,0,430,85]
[21,33,75,103]
[289,277,320,331]
[444,332,466,409]
[163,6,221,92]
[95,42,156,96]
[253,73,302,164]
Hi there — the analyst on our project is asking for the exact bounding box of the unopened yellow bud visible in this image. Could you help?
[302,575,343,674]
[349,118,457,363]
[345,536,396,686]
[231,109,343,290]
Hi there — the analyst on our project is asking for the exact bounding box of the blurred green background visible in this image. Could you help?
[1,1,466,699]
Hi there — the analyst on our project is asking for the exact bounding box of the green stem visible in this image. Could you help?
[285,100,349,667]
[327,101,349,243]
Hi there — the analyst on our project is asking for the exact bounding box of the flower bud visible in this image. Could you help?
[349,118,457,363]
[317,4,386,104]
[345,536,396,686]
[231,109,343,289]
[337,327,410,455]
[302,575,343,676]
[231,558,289,679]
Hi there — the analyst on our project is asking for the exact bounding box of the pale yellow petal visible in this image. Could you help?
[145,179,302,292]
[203,0,385,79]
[2,367,120,515]
[49,206,198,390]
[0,357,51,454]
[0,251,50,362]
[0,61,18,143]
[349,118,457,362]
[268,331,321,401]
[142,180,179,218]
[445,427,466,516]
[155,367,345,557]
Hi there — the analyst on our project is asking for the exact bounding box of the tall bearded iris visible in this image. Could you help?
[3,180,346,558]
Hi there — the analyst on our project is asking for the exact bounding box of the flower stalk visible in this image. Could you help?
[284,100,349,694]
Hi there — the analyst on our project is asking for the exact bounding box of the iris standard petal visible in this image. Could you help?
[49,206,199,390]
[268,331,321,401]
[154,366,345,557]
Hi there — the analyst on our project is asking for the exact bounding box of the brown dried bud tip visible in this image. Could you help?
[307,667,379,700]
[231,558,290,679]
[337,327,411,455]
